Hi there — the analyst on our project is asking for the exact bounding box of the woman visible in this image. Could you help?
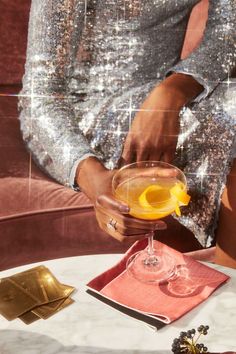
[19,1,236,265]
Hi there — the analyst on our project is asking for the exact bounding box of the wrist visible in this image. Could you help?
[75,156,106,189]
[160,73,204,107]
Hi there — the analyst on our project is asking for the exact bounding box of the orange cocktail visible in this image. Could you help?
[112,161,190,283]
[115,175,189,220]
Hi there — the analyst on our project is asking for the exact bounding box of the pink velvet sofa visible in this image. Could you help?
[0,0,209,271]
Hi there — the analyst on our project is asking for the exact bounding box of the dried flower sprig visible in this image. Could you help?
[171,325,210,354]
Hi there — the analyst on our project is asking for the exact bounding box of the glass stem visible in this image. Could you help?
[147,231,154,256]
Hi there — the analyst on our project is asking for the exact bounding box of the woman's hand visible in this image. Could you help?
[75,75,203,241]
[76,157,166,241]
[120,73,203,166]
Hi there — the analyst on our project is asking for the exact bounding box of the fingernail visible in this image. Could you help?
[154,222,167,230]
[119,205,130,213]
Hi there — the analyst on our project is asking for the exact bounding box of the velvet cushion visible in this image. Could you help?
[0,89,204,272]
[0,90,92,218]
[0,0,31,85]
[0,1,209,270]
[0,208,134,271]
[0,90,134,270]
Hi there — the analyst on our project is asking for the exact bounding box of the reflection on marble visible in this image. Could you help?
[0,255,236,354]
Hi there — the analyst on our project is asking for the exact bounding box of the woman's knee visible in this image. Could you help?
[215,158,236,268]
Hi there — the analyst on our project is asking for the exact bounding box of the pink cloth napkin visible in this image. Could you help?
[185,247,216,262]
[87,240,229,323]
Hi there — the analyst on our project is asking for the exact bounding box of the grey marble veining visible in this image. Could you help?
[0,255,236,353]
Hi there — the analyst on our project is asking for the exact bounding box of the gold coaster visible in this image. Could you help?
[11,269,48,304]
[37,266,75,302]
[19,311,40,325]
[0,279,39,321]
[0,265,75,323]
[32,297,75,319]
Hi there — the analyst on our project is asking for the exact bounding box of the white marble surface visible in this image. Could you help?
[0,254,236,354]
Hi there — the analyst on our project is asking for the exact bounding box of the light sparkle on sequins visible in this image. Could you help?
[19,0,236,247]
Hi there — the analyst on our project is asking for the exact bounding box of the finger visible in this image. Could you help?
[136,144,149,162]
[96,193,129,214]
[149,152,162,163]
[162,149,176,164]
[97,218,126,242]
[103,223,147,238]
[119,152,137,167]
[96,205,167,231]
[100,219,147,236]
[117,166,178,182]
[118,156,127,168]
[121,136,135,165]
[96,210,150,236]
[132,166,178,178]
[99,220,147,243]
[95,209,145,240]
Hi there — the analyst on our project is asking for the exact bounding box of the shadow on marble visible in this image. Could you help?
[0,330,170,354]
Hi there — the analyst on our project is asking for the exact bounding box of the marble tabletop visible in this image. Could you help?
[0,254,236,354]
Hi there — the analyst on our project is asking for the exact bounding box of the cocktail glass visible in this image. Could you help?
[112,161,190,283]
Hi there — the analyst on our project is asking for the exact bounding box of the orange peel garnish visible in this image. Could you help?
[138,185,170,208]
[170,183,191,206]
[138,182,190,218]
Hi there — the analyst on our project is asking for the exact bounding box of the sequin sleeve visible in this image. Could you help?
[169,0,236,101]
[18,0,96,187]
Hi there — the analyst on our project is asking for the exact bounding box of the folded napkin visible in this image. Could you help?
[87,239,229,324]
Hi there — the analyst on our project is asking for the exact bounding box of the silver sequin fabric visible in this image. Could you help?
[19,0,236,247]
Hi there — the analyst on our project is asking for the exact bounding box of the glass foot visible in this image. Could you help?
[126,249,176,283]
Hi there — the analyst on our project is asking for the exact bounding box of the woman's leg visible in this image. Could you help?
[215,158,236,268]
[155,158,236,260]
[156,159,236,260]
[154,215,203,253]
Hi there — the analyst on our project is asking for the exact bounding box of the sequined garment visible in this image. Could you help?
[19,0,236,247]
